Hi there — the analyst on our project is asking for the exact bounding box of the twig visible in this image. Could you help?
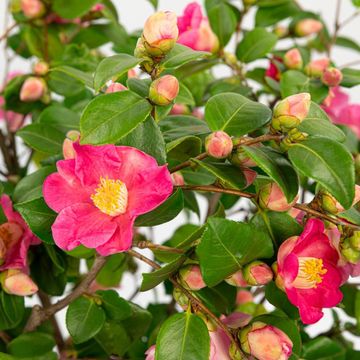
[0,23,16,42]
[339,10,360,29]
[330,0,342,55]
[170,152,208,173]
[340,59,360,69]
[24,255,107,332]
[133,240,185,254]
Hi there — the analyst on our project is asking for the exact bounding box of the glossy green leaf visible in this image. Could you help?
[8,333,55,357]
[51,66,93,89]
[97,290,132,321]
[0,291,25,331]
[302,337,346,360]
[288,138,355,209]
[162,44,209,69]
[205,93,272,136]
[236,28,277,63]
[176,83,195,106]
[339,207,360,226]
[255,2,300,26]
[197,218,273,286]
[166,136,202,164]
[156,312,210,360]
[335,37,360,53]
[93,54,140,91]
[53,0,98,19]
[38,105,80,133]
[341,68,360,87]
[80,91,152,145]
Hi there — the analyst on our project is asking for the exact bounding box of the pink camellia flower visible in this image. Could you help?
[43,144,173,255]
[305,58,330,77]
[179,264,206,291]
[243,261,273,286]
[142,11,179,56]
[105,82,127,93]
[284,48,303,70]
[21,0,45,19]
[0,195,40,271]
[294,19,323,37]
[177,2,219,53]
[276,218,343,324]
[205,131,233,159]
[265,57,282,81]
[259,182,298,212]
[0,269,38,296]
[145,345,155,360]
[240,322,293,360]
[62,130,81,160]
[149,75,179,106]
[321,67,343,87]
[272,93,311,132]
[20,77,46,102]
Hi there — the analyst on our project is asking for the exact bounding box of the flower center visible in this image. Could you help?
[91,177,128,216]
[292,257,327,289]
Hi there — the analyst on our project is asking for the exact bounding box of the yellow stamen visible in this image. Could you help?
[292,257,327,289]
[91,177,128,216]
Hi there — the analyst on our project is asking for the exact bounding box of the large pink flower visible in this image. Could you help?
[0,195,40,271]
[177,2,219,53]
[43,144,173,255]
[276,218,342,324]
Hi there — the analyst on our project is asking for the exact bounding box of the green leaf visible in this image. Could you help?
[95,254,127,287]
[135,189,184,227]
[302,337,346,360]
[352,0,360,7]
[80,91,152,145]
[156,312,210,360]
[255,2,300,26]
[177,83,195,106]
[148,0,158,9]
[53,0,98,19]
[341,68,360,87]
[96,290,132,321]
[339,207,360,226]
[335,36,360,52]
[166,136,202,164]
[141,255,187,291]
[38,105,80,133]
[288,138,355,209]
[15,198,57,244]
[162,44,209,69]
[8,333,55,357]
[197,218,273,286]
[51,66,94,89]
[205,93,272,136]
[236,28,277,63]
[242,146,299,202]
[0,291,25,331]
[66,296,106,344]
[93,54,140,91]
[17,124,64,155]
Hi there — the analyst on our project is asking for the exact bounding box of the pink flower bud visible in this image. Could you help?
[305,58,330,77]
[33,61,49,76]
[205,131,233,159]
[320,185,360,214]
[170,103,190,115]
[272,93,311,132]
[284,48,303,70]
[0,222,24,265]
[229,143,259,168]
[62,130,80,160]
[1,270,38,296]
[242,261,273,286]
[149,75,179,106]
[171,172,185,186]
[259,182,298,212]
[295,19,323,37]
[321,67,343,87]
[240,322,293,360]
[225,269,248,287]
[21,0,45,19]
[142,11,179,57]
[273,25,288,38]
[19,77,46,102]
[243,168,257,188]
[179,264,206,291]
[127,69,137,79]
[91,3,105,12]
[105,82,127,93]
[236,290,254,305]
[145,345,156,360]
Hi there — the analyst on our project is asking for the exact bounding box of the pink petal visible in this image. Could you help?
[52,203,117,251]
[298,303,324,325]
[281,253,299,286]
[178,30,199,49]
[277,236,298,269]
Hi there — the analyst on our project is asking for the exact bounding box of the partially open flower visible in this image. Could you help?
[105,82,127,93]
[62,130,81,160]
[149,75,179,106]
[242,261,273,286]
[19,77,46,102]
[294,19,323,37]
[21,0,45,19]
[1,269,38,296]
[305,58,330,77]
[205,131,233,159]
[321,67,343,87]
[179,264,206,291]
[284,48,303,70]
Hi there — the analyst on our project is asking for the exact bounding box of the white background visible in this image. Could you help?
[1,0,360,352]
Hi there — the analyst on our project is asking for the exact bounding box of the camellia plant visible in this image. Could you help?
[1,0,360,358]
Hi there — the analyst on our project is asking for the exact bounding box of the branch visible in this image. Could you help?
[0,23,16,42]
[24,255,107,333]
[133,240,185,254]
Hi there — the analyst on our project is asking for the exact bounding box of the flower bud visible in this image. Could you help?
[1,270,38,296]
[341,238,360,264]
[142,11,179,57]
[258,182,298,212]
[170,103,190,115]
[321,67,343,87]
[145,345,156,360]
[229,144,258,168]
[242,261,273,286]
[349,231,360,251]
[91,3,105,12]
[243,168,257,188]
[239,322,293,360]
[149,75,179,106]
[171,172,185,186]
[272,93,311,132]
[178,264,206,291]
[320,185,360,214]
[0,222,24,265]
[62,130,80,160]
[205,131,233,159]
[236,290,254,305]
[294,19,323,37]
[105,82,127,93]
[273,25,289,38]
[21,0,45,19]
[33,61,49,76]
[225,269,248,287]
[19,77,46,102]
[172,287,189,310]
[305,58,330,77]
[284,48,303,70]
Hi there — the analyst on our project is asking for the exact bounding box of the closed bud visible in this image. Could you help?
[239,322,293,360]
[284,48,303,70]
[242,261,273,286]
[172,287,189,310]
[225,269,248,287]
[294,19,323,37]
[179,264,206,291]
[236,290,254,305]
[229,342,245,360]
[21,0,45,19]
[91,3,105,12]
[349,231,360,251]
[171,172,185,186]
[341,238,360,264]
[33,61,49,75]
[149,75,179,106]
[320,185,360,214]
[145,345,156,360]
[1,270,38,296]
[205,131,233,159]
[272,93,311,132]
[243,168,257,188]
[142,11,179,57]
[258,182,298,212]
[305,58,330,77]
[229,144,258,168]
[274,25,289,38]
[106,82,127,93]
[19,77,46,102]
[170,103,190,115]
[321,67,343,87]
[62,130,80,160]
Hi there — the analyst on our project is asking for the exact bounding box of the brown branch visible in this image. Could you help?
[329,0,342,55]
[338,10,360,29]
[24,255,107,333]
[0,23,16,42]
[170,152,208,173]
[133,241,185,254]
